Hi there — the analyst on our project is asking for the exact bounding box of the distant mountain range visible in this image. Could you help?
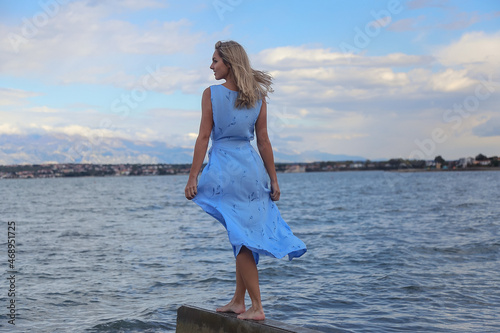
[0,133,366,165]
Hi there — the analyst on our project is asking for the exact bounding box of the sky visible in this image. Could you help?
[1,0,499,161]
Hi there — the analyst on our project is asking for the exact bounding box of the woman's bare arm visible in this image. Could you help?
[185,87,213,200]
[255,101,280,201]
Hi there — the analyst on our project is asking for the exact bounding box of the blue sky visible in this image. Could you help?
[1,0,499,161]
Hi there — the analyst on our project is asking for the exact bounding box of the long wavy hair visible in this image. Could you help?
[215,40,273,109]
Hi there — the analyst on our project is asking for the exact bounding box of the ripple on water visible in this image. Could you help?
[1,172,499,332]
[88,319,175,333]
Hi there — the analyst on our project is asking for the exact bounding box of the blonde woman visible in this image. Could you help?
[185,40,306,321]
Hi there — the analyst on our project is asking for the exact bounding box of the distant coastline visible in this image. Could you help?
[391,167,500,172]
[1,157,498,179]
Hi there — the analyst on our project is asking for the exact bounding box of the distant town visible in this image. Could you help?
[0,154,498,179]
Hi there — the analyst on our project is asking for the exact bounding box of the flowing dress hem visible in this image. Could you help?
[193,198,306,265]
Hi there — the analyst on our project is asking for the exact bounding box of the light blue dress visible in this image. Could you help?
[192,85,307,264]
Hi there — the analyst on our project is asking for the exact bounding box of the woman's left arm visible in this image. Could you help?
[255,101,280,201]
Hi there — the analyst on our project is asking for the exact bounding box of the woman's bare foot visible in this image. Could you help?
[216,300,245,314]
[236,305,265,321]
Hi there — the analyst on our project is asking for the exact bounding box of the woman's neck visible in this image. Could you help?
[223,75,238,92]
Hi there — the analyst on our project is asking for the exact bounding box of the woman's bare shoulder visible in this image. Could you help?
[202,86,212,99]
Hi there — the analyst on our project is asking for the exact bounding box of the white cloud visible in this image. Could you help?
[435,31,500,73]
[256,46,348,68]
[427,68,476,92]
[408,0,449,10]
[388,16,426,32]
[0,88,40,106]
[329,133,369,140]
[0,123,23,135]
[0,0,204,80]
[26,106,61,113]
[256,31,499,107]
[256,37,499,115]
[116,66,208,95]
[256,46,432,69]
[58,124,117,138]
[249,31,500,159]
[104,0,167,10]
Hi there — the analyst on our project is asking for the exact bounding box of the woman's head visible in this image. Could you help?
[212,40,273,109]
[214,40,251,77]
[210,44,233,81]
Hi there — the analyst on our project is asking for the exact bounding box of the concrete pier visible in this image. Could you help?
[176,305,322,333]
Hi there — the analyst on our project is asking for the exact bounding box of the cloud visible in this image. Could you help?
[0,123,23,135]
[256,46,348,69]
[388,16,426,32]
[0,0,204,80]
[407,0,450,10]
[255,46,441,112]
[50,124,120,139]
[427,68,477,92]
[107,66,209,95]
[391,7,494,32]
[0,88,40,106]
[255,44,490,114]
[247,31,500,159]
[25,106,61,113]
[472,116,500,137]
[256,46,432,69]
[438,11,481,30]
[435,31,500,72]
[0,121,128,140]
[279,135,303,142]
[101,0,167,10]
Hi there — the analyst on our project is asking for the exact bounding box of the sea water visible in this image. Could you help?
[0,171,499,332]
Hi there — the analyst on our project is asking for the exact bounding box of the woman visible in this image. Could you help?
[185,40,306,321]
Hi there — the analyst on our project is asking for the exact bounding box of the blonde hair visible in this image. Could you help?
[215,40,273,109]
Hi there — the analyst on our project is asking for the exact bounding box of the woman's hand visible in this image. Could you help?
[270,180,280,201]
[185,178,198,200]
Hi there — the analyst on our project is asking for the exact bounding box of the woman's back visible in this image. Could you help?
[210,85,262,142]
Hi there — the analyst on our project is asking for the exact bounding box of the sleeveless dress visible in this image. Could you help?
[192,85,307,264]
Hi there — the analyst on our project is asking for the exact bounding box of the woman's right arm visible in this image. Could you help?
[185,87,213,200]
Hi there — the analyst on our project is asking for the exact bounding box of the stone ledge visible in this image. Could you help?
[176,304,322,333]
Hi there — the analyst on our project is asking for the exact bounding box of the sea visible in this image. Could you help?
[0,170,499,333]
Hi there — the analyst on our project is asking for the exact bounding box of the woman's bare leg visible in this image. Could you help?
[216,253,246,314]
[235,247,265,320]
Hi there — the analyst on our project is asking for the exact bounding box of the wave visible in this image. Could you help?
[88,319,175,333]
